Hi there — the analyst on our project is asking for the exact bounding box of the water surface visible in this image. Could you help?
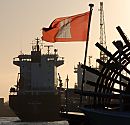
[0,117,68,125]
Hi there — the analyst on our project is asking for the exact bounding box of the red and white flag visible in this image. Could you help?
[42,11,90,42]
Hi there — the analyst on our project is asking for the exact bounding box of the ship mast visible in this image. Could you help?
[35,37,40,51]
[99,2,108,70]
[44,45,53,54]
[32,37,41,51]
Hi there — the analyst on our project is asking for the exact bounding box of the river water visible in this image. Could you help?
[0,117,68,125]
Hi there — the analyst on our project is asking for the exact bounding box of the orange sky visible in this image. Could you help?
[0,0,130,101]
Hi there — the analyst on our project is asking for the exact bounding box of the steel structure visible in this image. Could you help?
[99,2,108,69]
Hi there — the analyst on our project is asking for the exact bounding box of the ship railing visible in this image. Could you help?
[47,57,64,61]
[13,57,31,62]
[13,55,31,61]
[13,57,18,61]
[57,57,64,61]
[18,90,58,95]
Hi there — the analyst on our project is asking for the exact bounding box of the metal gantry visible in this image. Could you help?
[99,2,108,70]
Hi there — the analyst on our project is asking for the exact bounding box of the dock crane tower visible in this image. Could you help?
[99,2,108,70]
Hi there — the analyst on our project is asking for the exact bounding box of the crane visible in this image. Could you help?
[99,2,108,70]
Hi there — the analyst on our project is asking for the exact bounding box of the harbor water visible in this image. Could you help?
[0,117,68,125]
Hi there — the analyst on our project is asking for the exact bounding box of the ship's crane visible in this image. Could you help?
[99,2,108,70]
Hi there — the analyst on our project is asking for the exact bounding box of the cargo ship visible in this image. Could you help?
[9,38,64,121]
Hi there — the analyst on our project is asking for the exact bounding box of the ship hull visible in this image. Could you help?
[81,107,130,125]
[9,93,63,121]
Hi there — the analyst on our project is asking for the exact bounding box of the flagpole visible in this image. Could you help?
[80,4,94,105]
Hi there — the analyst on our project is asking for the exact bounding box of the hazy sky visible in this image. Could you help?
[0,0,130,101]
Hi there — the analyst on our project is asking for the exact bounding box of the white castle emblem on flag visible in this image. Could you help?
[56,18,72,38]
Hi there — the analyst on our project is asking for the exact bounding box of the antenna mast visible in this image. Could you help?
[99,2,108,69]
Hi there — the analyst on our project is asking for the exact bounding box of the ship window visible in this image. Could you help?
[47,58,54,61]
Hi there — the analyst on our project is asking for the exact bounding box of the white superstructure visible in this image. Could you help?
[74,62,98,91]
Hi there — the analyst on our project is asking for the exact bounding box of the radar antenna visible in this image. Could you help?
[31,37,43,51]
[35,37,40,51]
[44,45,53,54]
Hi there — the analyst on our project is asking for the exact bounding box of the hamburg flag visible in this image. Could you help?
[42,11,90,42]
